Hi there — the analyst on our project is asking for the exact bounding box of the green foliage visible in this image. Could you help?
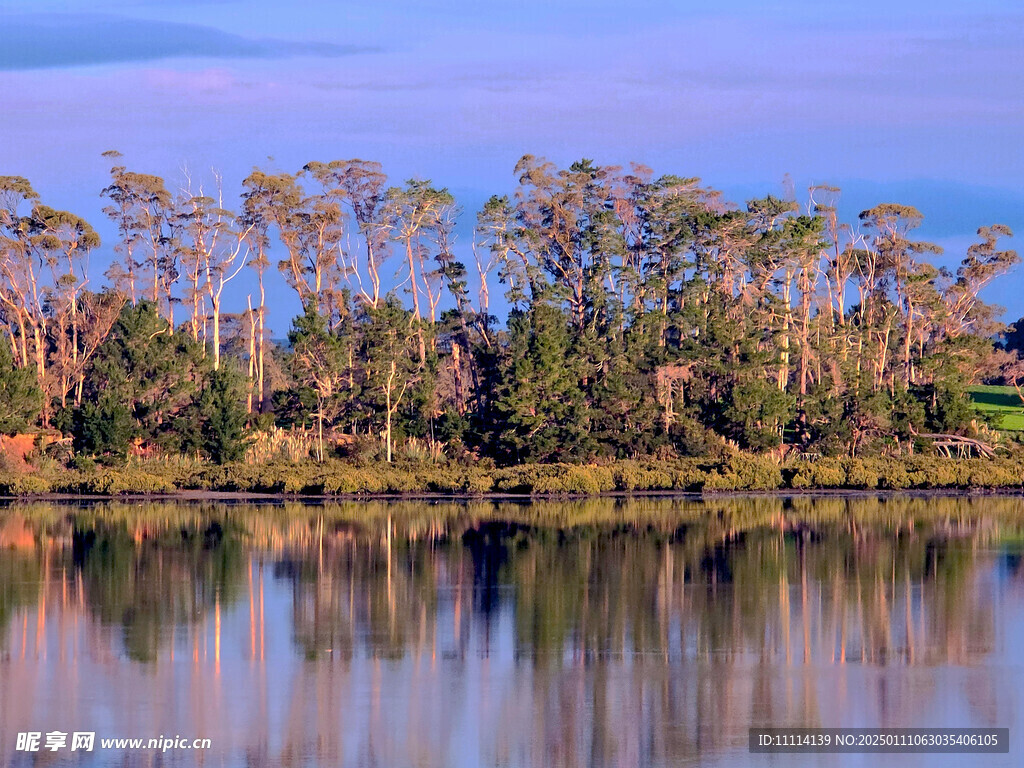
[83,302,208,447]
[198,367,250,464]
[0,344,41,434]
[921,382,978,433]
[436,407,468,446]
[611,462,676,491]
[786,458,847,489]
[704,454,784,491]
[723,380,796,451]
[287,301,352,433]
[495,302,592,462]
[72,393,134,458]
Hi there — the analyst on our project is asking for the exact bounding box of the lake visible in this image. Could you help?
[0,495,1021,767]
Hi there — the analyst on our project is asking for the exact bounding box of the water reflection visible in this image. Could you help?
[0,496,1021,766]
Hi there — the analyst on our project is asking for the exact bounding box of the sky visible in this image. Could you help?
[2,0,1023,334]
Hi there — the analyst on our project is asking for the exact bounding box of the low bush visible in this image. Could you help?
[613,461,675,492]
[704,455,783,492]
[786,458,847,489]
[492,464,614,495]
[4,453,1024,498]
[0,473,51,495]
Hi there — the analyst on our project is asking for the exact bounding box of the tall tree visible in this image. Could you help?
[383,180,458,364]
[175,181,250,369]
[101,153,175,315]
[289,303,349,462]
[360,298,420,462]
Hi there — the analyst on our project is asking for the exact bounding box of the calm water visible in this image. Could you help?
[1,495,1023,767]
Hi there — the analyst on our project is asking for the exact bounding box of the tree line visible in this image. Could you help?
[0,154,1019,465]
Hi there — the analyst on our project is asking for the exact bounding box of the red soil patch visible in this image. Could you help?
[0,433,36,473]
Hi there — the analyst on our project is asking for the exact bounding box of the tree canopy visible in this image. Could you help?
[1,155,1019,465]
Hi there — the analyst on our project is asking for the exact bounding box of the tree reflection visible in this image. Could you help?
[0,496,1020,767]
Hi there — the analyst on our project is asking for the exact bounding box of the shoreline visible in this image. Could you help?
[4,486,1024,505]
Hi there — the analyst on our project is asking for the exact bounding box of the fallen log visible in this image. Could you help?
[913,432,996,459]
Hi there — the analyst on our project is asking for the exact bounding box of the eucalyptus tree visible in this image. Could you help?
[304,159,391,309]
[239,172,274,411]
[432,208,476,414]
[382,179,458,365]
[511,156,627,334]
[297,162,355,327]
[943,225,1018,339]
[0,176,43,375]
[809,184,862,392]
[628,173,707,346]
[240,169,308,408]
[241,167,345,318]
[779,213,826,398]
[739,195,801,391]
[27,204,100,407]
[101,152,175,316]
[858,204,942,387]
[174,181,250,370]
[474,194,533,324]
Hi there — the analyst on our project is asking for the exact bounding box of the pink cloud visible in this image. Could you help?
[139,67,245,93]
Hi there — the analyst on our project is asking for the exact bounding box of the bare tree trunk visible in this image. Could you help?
[385,361,395,463]
[799,268,812,397]
[247,295,256,414]
[405,239,427,365]
[254,269,266,411]
[367,240,381,307]
[32,321,48,425]
[903,302,914,387]
[452,341,465,415]
[211,295,221,371]
[190,289,201,342]
[3,324,18,368]
[317,401,325,463]
[778,269,792,392]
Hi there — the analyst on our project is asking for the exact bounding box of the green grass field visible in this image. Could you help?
[969,385,1024,431]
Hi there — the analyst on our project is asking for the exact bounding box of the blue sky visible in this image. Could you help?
[2,0,1023,333]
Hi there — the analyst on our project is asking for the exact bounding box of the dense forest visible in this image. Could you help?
[1,154,1022,476]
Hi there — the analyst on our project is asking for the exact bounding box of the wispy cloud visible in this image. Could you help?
[0,13,375,70]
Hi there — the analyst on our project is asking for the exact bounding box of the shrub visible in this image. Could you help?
[844,458,879,489]
[876,459,912,490]
[7,454,1024,498]
[491,464,615,495]
[669,461,709,491]
[613,462,675,492]
[0,473,51,495]
[705,455,783,492]
[786,458,847,489]
[969,460,1022,489]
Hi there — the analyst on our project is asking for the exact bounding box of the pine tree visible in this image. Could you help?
[0,343,41,434]
[496,300,590,462]
[199,366,250,463]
